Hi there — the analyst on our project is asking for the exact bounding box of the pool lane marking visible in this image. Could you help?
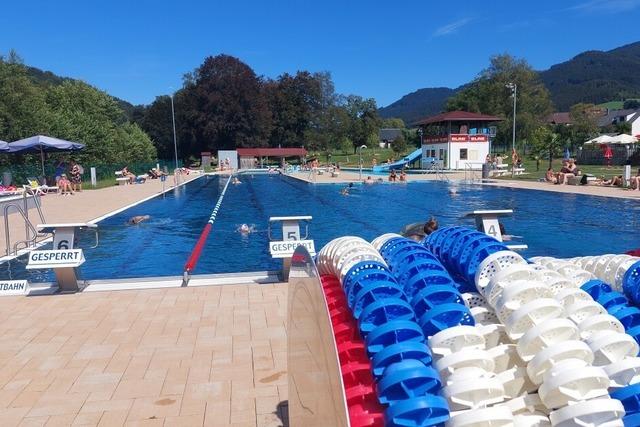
[183,174,233,278]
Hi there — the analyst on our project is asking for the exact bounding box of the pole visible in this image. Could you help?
[170,94,179,172]
[358,146,362,181]
[40,146,45,177]
[511,84,517,178]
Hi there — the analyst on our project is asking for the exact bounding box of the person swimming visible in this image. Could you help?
[232,177,241,184]
[128,215,150,225]
[340,182,354,195]
[238,223,255,234]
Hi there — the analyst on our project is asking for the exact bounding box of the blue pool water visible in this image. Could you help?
[2,174,639,282]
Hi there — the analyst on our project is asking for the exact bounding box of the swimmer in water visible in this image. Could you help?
[128,215,150,225]
[238,223,253,234]
[340,183,353,196]
[232,177,241,184]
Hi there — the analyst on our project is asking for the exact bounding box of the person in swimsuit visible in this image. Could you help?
[128,215,150,225]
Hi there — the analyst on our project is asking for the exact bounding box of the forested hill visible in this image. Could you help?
[539,41,640,110]
[377,87,458,124]
[380,41,640,122]
[24,64,141,119]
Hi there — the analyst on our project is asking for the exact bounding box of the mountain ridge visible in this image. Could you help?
[380,41,640,123]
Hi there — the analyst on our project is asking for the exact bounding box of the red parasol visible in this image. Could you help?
[602,144,613,168]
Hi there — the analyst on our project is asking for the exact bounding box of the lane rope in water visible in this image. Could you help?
[182,174,233,284]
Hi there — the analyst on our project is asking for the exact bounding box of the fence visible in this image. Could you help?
[1,160,182,187]
[577,145,639,166]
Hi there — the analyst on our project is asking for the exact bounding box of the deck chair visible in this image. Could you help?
[23,177,57,195]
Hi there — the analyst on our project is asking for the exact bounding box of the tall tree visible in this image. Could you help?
[569,103,600,145]
[267,71,323,147]
[529,126,563,169]
[344,95,380,152]
[447,54,554,151]
[192,55,271,151]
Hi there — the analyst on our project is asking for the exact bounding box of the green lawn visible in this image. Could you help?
[308,147,416,168]
[495,157,625,181]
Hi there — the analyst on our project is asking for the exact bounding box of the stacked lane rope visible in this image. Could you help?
[314,229,639,425]
[425,227,628,426]
[319,274,385,427]
[531,254,640,305]
[531,255,640,424]
[317,235,450,426]
[376,234,537,426]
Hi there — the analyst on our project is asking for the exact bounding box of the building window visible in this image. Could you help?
[439,149,445,160]
[460,148,468,160]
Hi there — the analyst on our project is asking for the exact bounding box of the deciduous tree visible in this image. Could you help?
[447,54,554,151]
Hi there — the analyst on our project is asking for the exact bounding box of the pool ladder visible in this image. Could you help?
[432,164,449,182]
[3,192,48,257]
[464,163,480,183]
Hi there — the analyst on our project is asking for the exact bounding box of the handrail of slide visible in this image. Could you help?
[182,174,233,285]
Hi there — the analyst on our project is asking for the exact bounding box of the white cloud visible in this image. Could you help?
[433,18,473,37]
[571,0,640,13]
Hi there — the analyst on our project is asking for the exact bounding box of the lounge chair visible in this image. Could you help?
[115,171,130,185]
[566,175,581,185]
[23,177,57,195]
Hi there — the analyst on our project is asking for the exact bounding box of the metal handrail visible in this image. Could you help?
[464,163,480,183]
[4,204,39,256]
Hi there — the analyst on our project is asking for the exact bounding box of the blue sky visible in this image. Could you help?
[1,0,639,107]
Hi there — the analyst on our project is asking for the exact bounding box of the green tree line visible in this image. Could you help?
[139,54,385,161]
[0,52,157,167]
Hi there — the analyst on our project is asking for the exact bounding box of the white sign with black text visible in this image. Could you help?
[0,280,28,296]
[269,240,316,258]
[26,249,85,269]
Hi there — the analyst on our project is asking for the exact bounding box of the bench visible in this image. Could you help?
[513,168,526,175]
[491,170,508,177]
[115,171,129,185]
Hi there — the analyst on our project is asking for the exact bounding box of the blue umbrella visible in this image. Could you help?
[8,135,85,175]
[563,147,571,160]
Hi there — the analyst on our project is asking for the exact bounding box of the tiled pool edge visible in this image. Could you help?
[17,270,282,296]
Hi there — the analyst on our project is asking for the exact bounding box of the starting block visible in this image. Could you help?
[268,216,314,279]
[26,223,98,293]
[464,210,528,251]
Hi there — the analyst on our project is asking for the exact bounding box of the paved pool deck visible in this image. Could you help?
[288,170,640,200]
[0,283,288,427]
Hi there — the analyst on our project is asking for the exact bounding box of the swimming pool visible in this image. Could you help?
[2,174,639,282]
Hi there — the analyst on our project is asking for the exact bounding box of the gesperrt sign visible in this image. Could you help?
[26,249,85,269]
[0,280,28,296]
[270,240,316,259]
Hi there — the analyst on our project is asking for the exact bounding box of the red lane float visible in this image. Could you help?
[320,274,385,427]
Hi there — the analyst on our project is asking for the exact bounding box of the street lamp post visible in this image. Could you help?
[169,92,179,172]
[358,145,367,181]
[417,127,424,168]
[506,83,517,177]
